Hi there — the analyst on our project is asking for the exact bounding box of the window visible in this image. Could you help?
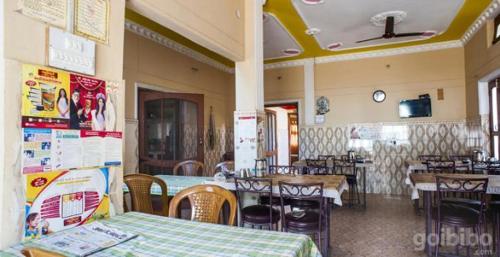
[493,14,500,44]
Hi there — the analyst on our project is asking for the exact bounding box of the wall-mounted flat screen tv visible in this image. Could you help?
[399,98,432,118]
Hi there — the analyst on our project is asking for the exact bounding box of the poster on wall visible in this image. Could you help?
[51,129,83,171]
[81,130,105,167]
[350,126,381,140]
[104,132,122,166]
[22,128,52,174]
[24,168,110,240]
[70,74,106,130]
[17,0,67,29]
[22,64,70,129]
[104,81,119,131]
[234,113,258,169]
[74,0,110,44]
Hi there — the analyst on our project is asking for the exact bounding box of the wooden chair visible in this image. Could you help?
[123,174,169,216]
[434,175,489,257]
[234,178,280,230]
[169,185,237,225]
[268,165,298,175]
[214,161,234,173]
[22,248,65,257]
[173,160,204,176]
[305,159,328,175]
[278,181,326,256]
[418,154,442,162]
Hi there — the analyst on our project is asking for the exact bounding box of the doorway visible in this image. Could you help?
[138,88,204,175]
[264,102,299,166]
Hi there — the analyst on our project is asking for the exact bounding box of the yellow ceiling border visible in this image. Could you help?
[263,0,492,64]
[125,8,235,68]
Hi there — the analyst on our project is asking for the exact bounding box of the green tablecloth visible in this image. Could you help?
[123,175,212,196]
[2,212,321,257]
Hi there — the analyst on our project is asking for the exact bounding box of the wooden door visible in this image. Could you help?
[138,89,204,175]
[265,110,278,165]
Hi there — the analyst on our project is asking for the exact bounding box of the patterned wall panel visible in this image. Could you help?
[204,128,234,176]
[299,117,489,195]
[124,119,139,174]
[124,118,234,176]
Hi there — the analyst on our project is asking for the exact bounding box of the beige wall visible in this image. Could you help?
[264,48,467,126]
[123,31,235,128]
[465,22,500,119]
[127,0,244,61]
[0,1,126,249]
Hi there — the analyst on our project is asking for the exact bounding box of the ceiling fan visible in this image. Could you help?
[356,16,427,43]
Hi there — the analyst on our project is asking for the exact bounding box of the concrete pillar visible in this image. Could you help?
[234,0,265,171]
[304,59,315,126]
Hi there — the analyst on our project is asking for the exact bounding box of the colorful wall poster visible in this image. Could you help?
[22,64,70,129]
[104,132,122,166]
[24,168,110,240]
[81,130,105,167]
[51,129,83,171]
[70,74,106,130]
[23,128,52,174]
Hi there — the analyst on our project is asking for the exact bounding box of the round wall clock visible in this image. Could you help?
[373,90,386,103]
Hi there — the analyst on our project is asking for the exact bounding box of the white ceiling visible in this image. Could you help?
[290,0,464,51]
[263,13,303,60]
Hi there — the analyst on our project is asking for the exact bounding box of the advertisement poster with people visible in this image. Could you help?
[21,64,70,129]
[24,168,110,240]
[70,74,106,131]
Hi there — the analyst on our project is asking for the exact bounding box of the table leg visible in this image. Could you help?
[326,198,331,257]
[363,167,367,209]
[424,191,432,257]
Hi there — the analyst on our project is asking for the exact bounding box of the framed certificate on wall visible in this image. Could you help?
[74,0,110,44]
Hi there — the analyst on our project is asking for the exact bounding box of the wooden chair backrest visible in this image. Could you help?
[123,174,169,216]
[22,248,65,257]
[173,160,204,176]
[169,185,236,225]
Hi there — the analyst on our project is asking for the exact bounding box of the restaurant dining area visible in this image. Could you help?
[3,0,500,256]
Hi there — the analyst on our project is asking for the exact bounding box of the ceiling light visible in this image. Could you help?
[282,49,301,56]
[326,42,343,51]
[370,11,407,27]
[301,0,325,5]
[305,28,320,35]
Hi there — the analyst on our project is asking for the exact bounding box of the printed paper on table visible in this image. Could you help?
[24,168,110,241]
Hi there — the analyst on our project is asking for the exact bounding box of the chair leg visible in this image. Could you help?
[496,212,500,257]
[435,221,441,257]
[356,183,361,205]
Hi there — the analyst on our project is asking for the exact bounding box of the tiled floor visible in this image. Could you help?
[330,194,426,257]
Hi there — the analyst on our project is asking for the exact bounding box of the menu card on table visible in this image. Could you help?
[35,221,137,257]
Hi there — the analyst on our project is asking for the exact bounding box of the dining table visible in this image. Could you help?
[293,159,373,209]
[124,173,347,257]
[209,174,348,257]
[409,173,500,257]
[2,211,322,257]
